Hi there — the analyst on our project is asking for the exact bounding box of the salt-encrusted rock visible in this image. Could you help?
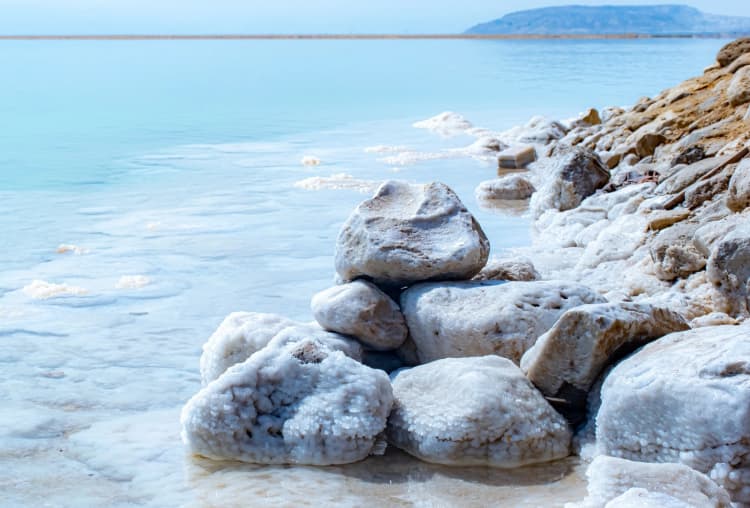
[646,209,689,231]
[497,146,536,169]
[671,145,706,167]
[471,258,540,282]
[649,222,706,281]
[728,66,750,106]
[571,456,732,508]
[596,324,750,504]
[182,333,392,465]
[400,280,606,364]
[603,489,696,508]
[335,181,490,286]
[531,146,610,216]
[707,224,750,315]
[521,303,688,409]
[683,166,733,209]
[387,356,571,467]
[518,117,568,144]
[727,159,750,211]
[311,280,407,351]
[200,312,297,385]
[694,212,747,257]
[717,37,750,67]
[656,155,733,195]
[475,175,535,201]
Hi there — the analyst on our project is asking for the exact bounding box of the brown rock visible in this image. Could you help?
[581,108,601,126]
[647,209,690,231]
[498,145,536,169]
[717,37,750,67]
[635,132,667,158]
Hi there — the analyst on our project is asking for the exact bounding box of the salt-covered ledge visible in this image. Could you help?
[182,37,750,506]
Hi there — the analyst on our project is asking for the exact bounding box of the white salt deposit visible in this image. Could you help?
[115,275,152,289]
[22,280,89,299]
[293,173,380,193]
[363,144,409,153]
[412,111,473,136]
[300,155,321,166]
[56,244,89,255]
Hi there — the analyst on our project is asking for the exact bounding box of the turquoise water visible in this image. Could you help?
[0,38,728,507]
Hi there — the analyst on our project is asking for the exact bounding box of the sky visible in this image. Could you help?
[1,0,748,34]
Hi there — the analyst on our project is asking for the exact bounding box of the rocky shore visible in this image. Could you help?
[181,38,750,506]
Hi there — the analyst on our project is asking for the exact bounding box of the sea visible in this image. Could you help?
[0,38,727,507]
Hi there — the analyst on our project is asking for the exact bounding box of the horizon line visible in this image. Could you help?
[0,33,745,41]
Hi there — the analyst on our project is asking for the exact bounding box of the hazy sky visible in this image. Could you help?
[1,0,748,34]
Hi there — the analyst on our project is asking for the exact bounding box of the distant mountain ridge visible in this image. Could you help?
[466,5,750,35]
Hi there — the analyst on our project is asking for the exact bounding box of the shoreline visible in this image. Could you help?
[0,33,744,41]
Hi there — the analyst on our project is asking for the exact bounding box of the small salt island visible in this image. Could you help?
[181,38,750,507]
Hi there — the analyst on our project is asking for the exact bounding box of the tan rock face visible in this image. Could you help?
[497,145,536,169]
[635,133,667,158]
[727,159,750,212]
[717,37,750,67]
[521,302,689,403]
[646,209,690,231]
[727,66,750,106]
[335,181,490,286]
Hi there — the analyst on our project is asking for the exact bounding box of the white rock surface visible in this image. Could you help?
[471,258,540,282]
[707,224,750,315]
[475,174,535,201]
[199,313,362,385]
[182,334,392,465]
[387,356,571,467]
[570,456,732,508]
[400,280,606,364]
[727,159,750,212]
[596,324,750,504]
[311,280,407,351]
[728,66,750,106]
[335,181,490,285]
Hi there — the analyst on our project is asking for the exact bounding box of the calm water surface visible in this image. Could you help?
[0,38,726,507]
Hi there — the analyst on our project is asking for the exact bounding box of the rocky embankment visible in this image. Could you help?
[181,38,750,507]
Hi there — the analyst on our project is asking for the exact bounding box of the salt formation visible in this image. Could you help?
[182,333,392,465]
[311,280,408,351]
[335,181,490,285]
[475,174,535,201]
[387,356,571,467]
[570,456,732,508]
[22,280,88,299]
[596,325,750,503]
[400,281,605,364]
[471,258,540,282]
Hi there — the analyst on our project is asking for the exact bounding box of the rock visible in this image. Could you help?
[601,106,625,123]
[649,222,706,281]
[646,209,689,231]
[717,37,750,67]
[200,312,297,385]
[335,181,490,286]
[656,155,734,195]
[690,312,739,328]
[311,280,408,351]
[518,117,568,144]
[683,166,733,210]
[603,489,699,508]
[387,356,571,467]
[521,303,688,418]
[400,280,605,364]
[693,212,746,257]
[727,53,750,75]
[475,174,535,201]
[471,258,540,282]
[707,224,750,315]
[671,145,705,167]
[182,332,393,465]
[531,146,610,216]
[727,67,750,106]
[497,146,536,169]
[581,108,601,126]
[596,324,750,504]
[635,133,667,159]
[572,456,732,508]
[727,159,750,212]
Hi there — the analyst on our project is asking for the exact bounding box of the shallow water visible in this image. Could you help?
[0,38,727,507]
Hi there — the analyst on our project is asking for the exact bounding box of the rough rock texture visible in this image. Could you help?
[596,324,750,504]
[683,166,733,209]
[521,302,689,408]
[727,159,750,211]
[471,258,541,282]
[717,37,750,67]
[571,456,732,508]
[728,66,750,106]
[649,222,707,281]
[497,146,536,169]
[475,174,535,201]
[400,280,606,364]
[646,209,689,231]
[531,146,610,216]
[335,181,490,286]
[707,224,750,315]
[387,356,571,467]
[635,133,667,158]
[200,312,297,385]
[182,333,393,465]
[656,156,733,195]
[311,280,408,351]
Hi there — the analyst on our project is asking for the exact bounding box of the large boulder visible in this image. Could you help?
[400,280,606,364]
[596,324,750,504]
[335,181,490,286]
[707,224,750,315]
[727,159,750,212]
[571,456,732,508]
[649,222,706,281]
[717,37,750,67]
[387,356,571,467]
[531,146,610,216]
[311,280,408,351]
[728,66,750,106]
[182,332,393,465]
[475,174,535,201]
[521,303,688,414]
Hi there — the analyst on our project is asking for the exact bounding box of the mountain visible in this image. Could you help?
[465,5,750,36]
